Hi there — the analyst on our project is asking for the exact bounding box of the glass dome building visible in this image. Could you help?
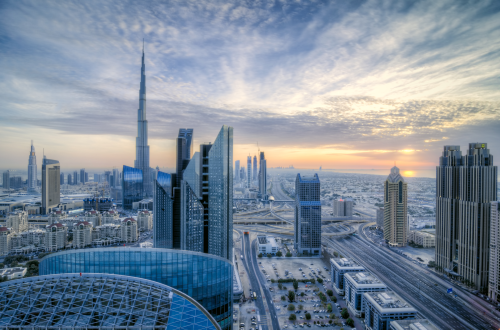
[0,273,219,329]
[39,248,233,329]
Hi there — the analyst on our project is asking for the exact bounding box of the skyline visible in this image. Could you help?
[1,0,500,170]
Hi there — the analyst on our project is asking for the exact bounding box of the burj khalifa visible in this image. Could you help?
[134,43,151,196]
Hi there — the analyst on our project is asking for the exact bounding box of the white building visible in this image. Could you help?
[0,267,27,279]
[257,235,279,255]
[121,218,138,243]
[44,223,67,252]
[333,199,353,217]
[48,210,67,225]
[137,210,153,231]
[364,291,417,330]
[408,230,435,248]
[390,319,440,330]
[102,210,119,224]
[6,211,28,233]
[330,257,365,295]
[0,227,12,256]
[93,223,121,247]
[489,201,500,303]
[345,271,387,317]
[82,211,101,227]
[73,221,93,249]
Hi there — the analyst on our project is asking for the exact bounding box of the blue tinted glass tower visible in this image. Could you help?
[181,152,204,252]
[294,173,321,255]
[122,165,143,210]
[154,171,174,248]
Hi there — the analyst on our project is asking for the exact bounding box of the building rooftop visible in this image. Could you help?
[257,235,267,244]
[364,291,416,313]
[0,267,26,276]
[123,218,136,222]
[391,318,440,330]
[345,271,385,286]
[331,257,364,269]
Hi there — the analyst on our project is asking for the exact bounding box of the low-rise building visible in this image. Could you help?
[0,267,27,279]
[0,227,12,256]
[364,291,417,330]
[44,223,68,252]
[345,271,387,317]
[390,318,440,330]
[6,211,28,233]
[121,218,138,243]
[92,223,122,247]
[257,235,279,255]
[73,221,93,249]
[408,230,435,248]
[137,210,153,231]
[331,257,365,295]
[82,211,101,227]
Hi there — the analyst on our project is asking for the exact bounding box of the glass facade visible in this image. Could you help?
[0,273,218,329]
[39,248,233,329]
[208,125,233,261]
[294,173,321,254]
[154,171,174,249]
[122,165,143,209]
[184,152,200,198]
[181,154,204,252]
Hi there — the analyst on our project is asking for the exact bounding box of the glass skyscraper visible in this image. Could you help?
[208,125,233,261]
[294,173,321,255]
[181,152,204,252]
[41,157,60,215]
[122,165,143,210]
[154,171,174,249]
[39,248,233,329]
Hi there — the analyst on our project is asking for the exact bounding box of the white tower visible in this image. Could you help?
[28,140,37,192]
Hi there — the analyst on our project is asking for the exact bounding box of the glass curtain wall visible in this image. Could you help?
[181,153,204,252]
[122,165,143,209]
[154,171,174,249]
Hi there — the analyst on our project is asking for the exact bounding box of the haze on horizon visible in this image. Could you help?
[1,0,499,171]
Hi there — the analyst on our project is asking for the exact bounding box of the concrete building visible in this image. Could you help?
[390,319,440,330]
[0,227,12,256]
[330,257,365,295]
[376,207,384,229]
[0,267,27,279]
[333,198,353,217]
[364,291,417,330]
[47,210,67,225]
[247,156,252,188]
[2,170,9,190]
[82,210,102,227]
[93,223,121,246]
[27,141,37,192]
[44,223,67,252]
[259,152,267,199]
[257,235,279,255]
[435,143,497,291]
[101,210,119,224]
[121,218,138,242]
[83,197,113,212]
[408,230,435,248]
[137,209,153,231]
[234,160,240,182]
[345,271,387,317]
[73,221,93,248]
[253,155,258,182]
[384,167,408,247]
[294,173,321,255]
[41,157,60,215]
[489,201,500,302]
[9,176,22,189]
[6,211,28,233]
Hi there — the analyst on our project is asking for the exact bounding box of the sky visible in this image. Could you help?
[1,0,499,173]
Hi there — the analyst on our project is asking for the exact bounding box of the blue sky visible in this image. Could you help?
[1,0,499,170]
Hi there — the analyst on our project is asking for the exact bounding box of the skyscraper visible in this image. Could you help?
[122,165,143,210]
[2,170,9,190]
[80,169,86,184]
[27,141,37,192]
[135,43,151,197]
[259,152,267,199]
[294,173,321,255]
[67,174,72,185]
[234,160,240,182]
[383,166,408,247]
[489,201,500,302]
[154,171,174,249]
[436,143,497,291]
[73,171,78,185]
[208,125,233,260]
[247,156,251,188]
[113,168,120,187]
[42,157,60,215]
[199,143,212,253]
[253,155,257,181]
[60,172,64,185]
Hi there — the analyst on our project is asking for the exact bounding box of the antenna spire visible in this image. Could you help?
[142,38,144,54]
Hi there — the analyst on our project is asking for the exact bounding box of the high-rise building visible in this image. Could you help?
[253,155,257,181]
[6,211,28,233]
[208,125,233,260]
[240,167,245,182]
[294,173,321,255]
[9,176,22,189]
[113,168,120,187]
[234,160,240,182]
[2,170,9,190]
[67,173,72,185]
[247,156,251,188]
[259,152,267,199]
[73,171,78,185]
[134,44,152,197]
[27,140,37,192]
[80,169,85,184]
[181,152,204,252]
[153,171,174,249]
[383,166,408,247]
[60,172,64,185]
[436,143,497,291]
[42,157,60,215]
[199,143,212,253]
[333,199,353,217]
[489,202,500,302]
[122,165,143,210]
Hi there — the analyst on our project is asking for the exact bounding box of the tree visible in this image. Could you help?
[330,313,336,319]
[293,280,299,290]
[331,295,337,303]
[333,252,339,257]
[0,263,4,269]
[305,313,311,320]
[277,251,283,257]
[258,253,263,258]
[319,292,327,303]
[346,318,354,327]
[267,253,272,258]
[286,252,292,257]
[278,283,283,290]
[288,290,295,302]
[341,308,349,319]
[327,304,333,313]
[310,278,316,284]
[289,314,296,321]
[271,279,275,283]
[300,292,305,297]
[25,260,39,277]
[288,304,295,311]
[317,278,323,284]
[327,289,333,296]
[298,304,304,310]
[428,260,436,268]
[281,295,286,301]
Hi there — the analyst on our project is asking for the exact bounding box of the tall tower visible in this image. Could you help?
[247,156,252,188]
[42,157,60,215]
[234,160,240,183]
[134,42,151,197]
[383,166,408,247]
[28,140,37,192]
[253,155,257,181]
[294,173,321,255]
[259,152,267,199]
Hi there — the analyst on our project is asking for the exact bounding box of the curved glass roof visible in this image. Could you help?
[0,273,219,330]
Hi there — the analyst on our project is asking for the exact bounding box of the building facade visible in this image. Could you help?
[489,201,500,302]
[137,209,153,231]
[122,165,143,209]
[247,156,251,188]
[253,155,257,182]
[6,211,28,233]
[294,173,321,255]
[376,207,384,229]
[121,218,138,242]
[408,230,435,248]
[41,157,60,215]
[0,227,11,256]
[257,235,279,255]
[330,257,365,295]
[345,271,387,317]
[154,171,174,249]
[364,291,417,330]
[181,153,204,252]
[435,143,497,291]
[259,152,267,199]
[2,170,9,190]
[44,223,67,251]
[333,199,353,217]
[384,167,408,247]
[73,221,93,248]
[234,160,240,182]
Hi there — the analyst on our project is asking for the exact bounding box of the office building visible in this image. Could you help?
[331,257,365,295]
[137,209,153,231]
[122,165,143,210]
[345,271,387,317]
[8,176,22,189]
[253,155,257,181]
[181,152,204,252]
[200,143,212,253]
[0,267,26,280]
[384,166,408,247]
[376,207,384,229]
[208,125,233,260]
[67,173,72,185]
[41,157,60,215]
[113,168,120,187]
[104,170,112,185]
[408,230,435,248]
[247,156,251,188]
[257,235,279,255]
[40,248,233,329]
[294,173,321,255]
[364,291,417,330]
[27,141,37,192]
[390,319,440,330]
[72,170,78,185]
[259,152,267,199]
[134,45,152,197]
[0,273,220,330]
[44,222,68,251]
[333,198,353,217]
[60,172,64,185]
[80,168,86,184]
[154,171,174,248]
[2,170,9,190]
[489,201,500,302]
[235,160,240,182]
[6,211,28,233]
[436,143,497,291]
[240,167,245,182]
